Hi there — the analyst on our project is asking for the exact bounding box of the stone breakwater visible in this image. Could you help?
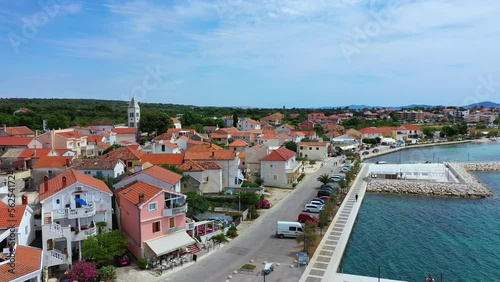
[366,162,496,198]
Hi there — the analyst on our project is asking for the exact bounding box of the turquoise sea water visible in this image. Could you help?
[342,142,500,281]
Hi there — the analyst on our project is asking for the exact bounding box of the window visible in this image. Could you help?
[242,162,245,165]
[273,175,277,180]
[316,147,319,150]
[25,225,28,235]
[84,171,91,175]
[300,146,303,150]
[289,226,297,231]
[149,203,157,211]
[127,162,132,168]
[169,217,175,228]
[129,122,134,127]
[96,171,103,177]
[129,112,134,117]
[93,192,102,202]
[152,221,161,233]
[161,145,166,152]
[308,147,312,150]
[269,164,273,168]
[55,199,60,205]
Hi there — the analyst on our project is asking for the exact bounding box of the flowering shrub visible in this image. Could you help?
[68,259,98,282]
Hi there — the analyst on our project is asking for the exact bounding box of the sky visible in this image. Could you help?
[1,0,500,108]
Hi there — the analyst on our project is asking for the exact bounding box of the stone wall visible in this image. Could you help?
[366,162,497,198]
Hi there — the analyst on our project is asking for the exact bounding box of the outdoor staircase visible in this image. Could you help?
[187,243,201,254]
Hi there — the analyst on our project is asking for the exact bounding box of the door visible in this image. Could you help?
[75,194,81,208]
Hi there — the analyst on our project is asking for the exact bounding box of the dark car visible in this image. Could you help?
[318,189,334,197]
[361,151,370,155]
[389,145,396,149]
[58,274,71,282]
[372,148,379,153]
[115,254,131,267]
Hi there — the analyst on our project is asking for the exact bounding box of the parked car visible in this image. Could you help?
[376,161,387,164]
[276,221,303,238]
[298,212,318,223]
[372,148,379,153]
[361,151,370,156]
[114,254,131,267]
[319,195,331,200]
[340,166,351,173]
[259,199,271,209]
[309,200,325,207]
[317,190,333,197]
[389,145,396,149]
[303,203,323,213]
[208,217,228,226]
[58,274,71,282]
[310,198,326,205]
[331,174,345,179]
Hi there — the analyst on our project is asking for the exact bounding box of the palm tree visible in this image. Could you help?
[296,221,318,254]
[317,174,333,186]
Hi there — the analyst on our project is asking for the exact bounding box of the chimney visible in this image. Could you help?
[21,193,28,205]
[62,176,67,187]
[43,176,48,194]
[66,158,70,167]
[51,130,55,149]
[2,124,6,133]
[138,193,145,205]
[211,151,215,158]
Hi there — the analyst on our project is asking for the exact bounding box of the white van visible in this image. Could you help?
[276,221,303,238]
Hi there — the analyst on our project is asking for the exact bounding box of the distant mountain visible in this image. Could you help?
[464,101,500,108]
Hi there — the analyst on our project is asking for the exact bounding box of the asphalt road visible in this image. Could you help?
[162,157,342,282]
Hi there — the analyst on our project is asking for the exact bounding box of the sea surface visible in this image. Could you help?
[341,141,500,282]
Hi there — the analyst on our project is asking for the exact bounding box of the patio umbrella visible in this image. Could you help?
[75,197,88,206]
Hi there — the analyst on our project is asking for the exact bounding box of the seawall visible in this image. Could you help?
[366,162,495,198]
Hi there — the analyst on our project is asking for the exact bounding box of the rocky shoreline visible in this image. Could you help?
[366,162,496,198]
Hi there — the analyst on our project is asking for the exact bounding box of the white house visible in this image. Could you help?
[276,124,295,134]
[39,169,113,270]
[71,158,126,179]
[171,118,182,129]
[331,135,360,150]
[297,142,329,160]
[258,134,281,149]
[151,140,180,154]
[113,165,183,193]
[36,129,93,157]
[0,194,35,247]
[237,118,261,132]
[260,147,302,188]
[184,150,243,188]
[178,160,223,194]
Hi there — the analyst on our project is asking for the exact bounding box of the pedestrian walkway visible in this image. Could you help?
[299,164,406,282]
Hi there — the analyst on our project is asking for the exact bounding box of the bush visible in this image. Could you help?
[138,258,148,270]
[99,265,117,282]
[255,177,264,186]
[297,173,306,182]
[292,183,297,188]
[241,181,259,188]
[226,226,238,238]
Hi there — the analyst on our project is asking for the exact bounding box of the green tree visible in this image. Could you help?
[181,111,203,127]
[493,118,500,125]
[193,123,204,133]
[238,191,260,207]
[296,221,318,254]
[314,123,324,137]
[102,144,122,155]
[82,230,128,266]
[99,265,117,282]
[232,112,238,128]
[138,111,172,137]
[317,174,333,185]
[210,233,229,247]
[255,177,264,186]
[422,127,435,139]
[185,192,209,216]
[456,122,468,135]
[283,141,298,152]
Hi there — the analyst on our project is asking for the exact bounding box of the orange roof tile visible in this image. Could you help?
[112,127,137,134]
[141,153,184,165]
[178,160,205,172]
[141,165,182,184]
[33,156,73,168]
[95,141,111,149]
[184,150,236,161]
[297,142,328,146]
[0,137,34,146]
[231,132,251,137]
[0,245,42,281]
[185,143,224,153]
[0,202,27,228]
[187,139,204,145]
[39,169,112,201]
[2,126,34,136]
[210,132,229,139]
[117,181,163,207]
[18,148,57,158]
[261,147,296,161]
[238,151,246,159]
[198,161,223,169]
[228,139,248,147]
[153,133,173,141]
[260,134,279,140]
[57,131,85,139]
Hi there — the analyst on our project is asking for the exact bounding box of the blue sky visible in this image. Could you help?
[1,0,500,108]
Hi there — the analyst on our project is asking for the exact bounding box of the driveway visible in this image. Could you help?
[161,157,342,282]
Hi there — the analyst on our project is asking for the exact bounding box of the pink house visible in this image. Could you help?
[116,181,194,260]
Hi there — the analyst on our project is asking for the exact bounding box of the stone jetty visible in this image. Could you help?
[366,162,496,198]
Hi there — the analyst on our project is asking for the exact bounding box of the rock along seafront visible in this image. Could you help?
[366,162,496,198]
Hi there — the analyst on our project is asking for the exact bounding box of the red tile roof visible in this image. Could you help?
[153,133,173,141]
[112,127,137,134]
[199,161,223,169]
[0,137,34,146]
[0,202,27,228]
[143,165,183,184]
[141,153,184,165]
[2,126,34,136]
[297,142,328,146]
[228,139,248,147]
[238,151,246,159]
[402,124,421,131]
[19,148,57,158]
[95,141,111,149]
[178,160,205,171]
[57,131,85,139]
[117,181,164,207]
[184,150,236,161]
[171,118,181,123]
[33,156,73,168]
[218,127,238,134]
[0,245,42,281]
[210,132,229,139]
[101,146,143,160]
[260,134,279,140]
[39,169,112,201]
[359,127,380,134]
[185,143,224,152]
[231,132,251,137]
[187,139,204,145]
[72,158,122,170]
[261,147,296,161]
[85,135,104,143]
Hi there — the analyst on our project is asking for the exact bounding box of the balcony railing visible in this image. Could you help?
[72,226,97,241]
[52,209,68,219]
[68,204,96,219]
[50,222,63,234]
[163,203,188,217]
[50,249,67,262]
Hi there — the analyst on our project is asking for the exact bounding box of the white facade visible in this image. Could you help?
[41,181,113,268]
[184,169,223,194]
[259,136,281,148]
[76,161,126,179]
[237,118,261,132]
[298,143,329,160]
[128,96,140,128]
[151,141,181,154]
[260,157,301,188]
[276,125,293,134]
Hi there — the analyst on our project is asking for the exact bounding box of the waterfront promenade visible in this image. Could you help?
[299,164,405,282]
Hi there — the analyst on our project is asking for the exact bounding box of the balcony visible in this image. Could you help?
[72,226,97,241]
[68,204,96,219]
[163,203,188,217]
[45,249,67,267]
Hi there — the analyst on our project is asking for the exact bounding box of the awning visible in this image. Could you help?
[145,231,195,257]
[75,198,88,206]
